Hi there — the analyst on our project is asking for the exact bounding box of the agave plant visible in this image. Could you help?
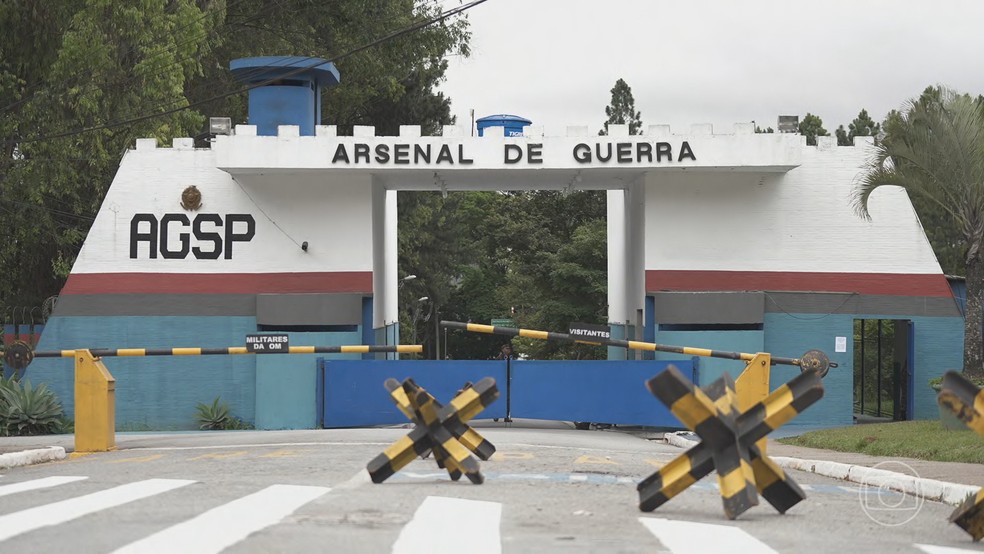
[195,397,253,430]
[195,397,231,430]
[0,379,65,436]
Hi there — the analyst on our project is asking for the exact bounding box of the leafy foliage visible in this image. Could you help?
[599,78,643,135]
[797,113,829,146]
[195,396,252,430]
[401,190,609,361]
[0,378,66,436]
[854,86,984,378]
[0,0,470,311]
[835,109,881,146]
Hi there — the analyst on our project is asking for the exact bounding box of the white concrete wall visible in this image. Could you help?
[214,123,802,176]
[644,137,942,275]
[72,138,373,275]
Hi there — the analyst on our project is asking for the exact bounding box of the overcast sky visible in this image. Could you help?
[438,0,984,136]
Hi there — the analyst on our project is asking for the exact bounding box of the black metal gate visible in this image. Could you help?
[853,319,912,420]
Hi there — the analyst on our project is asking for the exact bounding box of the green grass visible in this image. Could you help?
[778,420,984,464]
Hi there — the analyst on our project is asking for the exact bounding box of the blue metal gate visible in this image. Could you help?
[320,358,697,428]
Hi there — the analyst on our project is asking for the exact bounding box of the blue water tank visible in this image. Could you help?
[476,114,532,137]
[230,56,340,136]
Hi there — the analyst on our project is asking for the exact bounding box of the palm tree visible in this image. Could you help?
[852,87,984,379]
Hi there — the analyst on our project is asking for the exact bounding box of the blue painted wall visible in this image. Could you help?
[254,329,363,429]
[763,314,853,427]
[901,315,963,419]
[763,313,963,426]
[652,330,764,388]
[29,315,384,430]
[29,316,257,430]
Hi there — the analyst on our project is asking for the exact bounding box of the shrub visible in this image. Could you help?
[0,379,66,436]
[195,397,253,430]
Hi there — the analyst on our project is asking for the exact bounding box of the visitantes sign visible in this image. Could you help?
[568,322,611,341]
[245,333,289,353]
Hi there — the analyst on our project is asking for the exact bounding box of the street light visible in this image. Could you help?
[410,296,429,354]
[399,274,417,289]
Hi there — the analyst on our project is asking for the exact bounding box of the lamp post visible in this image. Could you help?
[411,296,429,356]
[392,275,417,351]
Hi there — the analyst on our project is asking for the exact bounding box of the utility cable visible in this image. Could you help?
[5,0,488,147]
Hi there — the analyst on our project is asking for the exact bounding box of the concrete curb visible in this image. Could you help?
[0,447,67,470]
[662,431,981,506]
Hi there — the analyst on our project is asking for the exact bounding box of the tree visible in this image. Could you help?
[190,0,470,135]
[798,113,829,146]
[882,89,966,276]
[836,109,881,146]
[755,125,774,133]
[0,0,472,315]
[599,78,642,135]
[852,87,984,379]
[0,0,219,309]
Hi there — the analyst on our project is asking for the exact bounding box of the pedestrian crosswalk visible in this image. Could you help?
[0,474,978,553]
[113,484,330,554]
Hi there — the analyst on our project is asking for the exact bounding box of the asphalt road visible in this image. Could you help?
[0,423,977,553]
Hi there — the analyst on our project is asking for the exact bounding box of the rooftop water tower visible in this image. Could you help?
[476,114,531,137]
[229,56,340,136]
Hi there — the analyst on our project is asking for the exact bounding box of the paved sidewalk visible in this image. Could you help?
[767,440,984,488]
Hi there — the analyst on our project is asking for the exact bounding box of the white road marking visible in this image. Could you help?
[639,517,778,554]
[392,496,501,554]
[113,484,330,554]
[0,478,195,542]
[0,476,88,498]
[915,544,984,554]
[335,469,372,490]
[126,441,390,451]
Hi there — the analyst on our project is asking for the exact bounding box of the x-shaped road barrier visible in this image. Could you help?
[367,377,499,485]
[638,365,824,519]
[937,371,984,541]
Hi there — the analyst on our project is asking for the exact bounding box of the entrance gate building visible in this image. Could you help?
[27,57,963,430]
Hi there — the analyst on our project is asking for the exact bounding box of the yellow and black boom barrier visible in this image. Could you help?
[938,371,984,541]
[441,321,833,376]
[30,344,422,360]
[1,340,422,454]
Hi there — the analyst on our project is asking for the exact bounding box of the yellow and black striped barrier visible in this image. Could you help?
[0,340,422,454]
[2,340,423,371]
[637,365,824,519]
[938,371,984,540]
[367,377,499,485]
[441,321,834,376]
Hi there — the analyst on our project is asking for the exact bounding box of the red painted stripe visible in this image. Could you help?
[62,272,373,295]
[646,270,954,297]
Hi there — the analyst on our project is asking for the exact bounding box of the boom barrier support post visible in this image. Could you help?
[74,349,116,453]
[736,353,771,454]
